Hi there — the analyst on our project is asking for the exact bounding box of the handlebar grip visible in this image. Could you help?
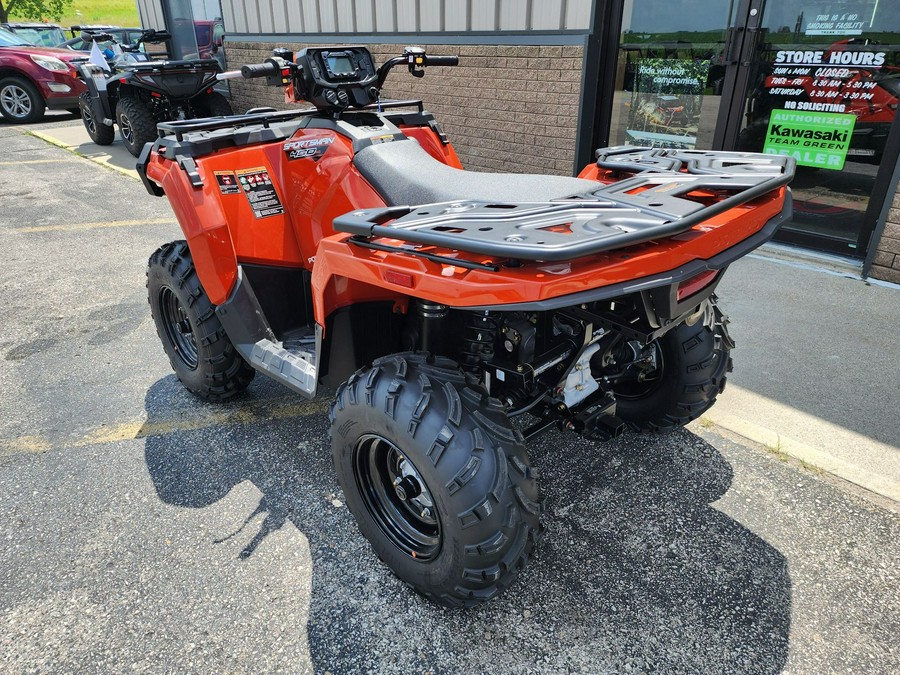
[425,55,459,66]
[241,62,278,78]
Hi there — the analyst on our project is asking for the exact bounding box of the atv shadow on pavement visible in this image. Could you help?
[141,376,791,672]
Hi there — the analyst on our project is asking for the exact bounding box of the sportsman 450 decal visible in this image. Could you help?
[283,136,335,160]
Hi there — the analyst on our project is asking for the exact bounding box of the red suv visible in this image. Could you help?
[0,27,86,123]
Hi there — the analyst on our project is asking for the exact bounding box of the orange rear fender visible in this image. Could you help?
[147,154,238,306]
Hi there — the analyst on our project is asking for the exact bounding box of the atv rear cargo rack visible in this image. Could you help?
[334,147,795,262]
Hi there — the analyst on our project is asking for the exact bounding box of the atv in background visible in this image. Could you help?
[139,46,795,607]
[75,28,232,156]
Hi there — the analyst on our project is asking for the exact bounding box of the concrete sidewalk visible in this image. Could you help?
[29,123,138,179]
[28,125,900,503]
[703,254,900,502]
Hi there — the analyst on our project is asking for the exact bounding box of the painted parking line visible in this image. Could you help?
[13,218,176,233]
[29,129,139,180]
[1,398,331,457]
[0,159,68,166]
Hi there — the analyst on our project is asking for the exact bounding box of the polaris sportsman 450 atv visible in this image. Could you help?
[76,28,232,156]
[138,46,795,608]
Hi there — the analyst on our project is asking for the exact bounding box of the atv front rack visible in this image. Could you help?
[334,147,795,262]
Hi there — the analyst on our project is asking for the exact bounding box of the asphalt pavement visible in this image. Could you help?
[1,123,898,673]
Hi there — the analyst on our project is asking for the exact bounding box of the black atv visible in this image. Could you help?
[76,29,232,156]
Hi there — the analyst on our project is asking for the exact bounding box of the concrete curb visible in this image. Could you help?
[697,411,900,504]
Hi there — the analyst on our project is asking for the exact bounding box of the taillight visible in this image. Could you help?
[677,269,718,301]
[384,270,415,288]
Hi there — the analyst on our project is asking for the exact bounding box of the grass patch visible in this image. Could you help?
[10,1,140,29]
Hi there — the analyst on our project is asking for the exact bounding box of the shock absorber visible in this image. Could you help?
[460,310,499,372]
[417,301,448,355]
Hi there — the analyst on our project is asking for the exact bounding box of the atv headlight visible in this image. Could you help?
[30,55,70,72]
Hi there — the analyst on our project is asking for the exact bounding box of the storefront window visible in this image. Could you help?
[609,0,739,150]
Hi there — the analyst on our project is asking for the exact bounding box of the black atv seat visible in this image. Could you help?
[354,138,598,206]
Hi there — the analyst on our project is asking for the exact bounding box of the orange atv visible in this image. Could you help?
[138,46,794,608]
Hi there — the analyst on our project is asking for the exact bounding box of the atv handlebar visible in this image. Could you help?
[241,61,279,78]
[376,51,459,88]
[423,55,459,66]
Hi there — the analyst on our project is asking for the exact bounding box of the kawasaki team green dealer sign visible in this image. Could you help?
[762,109,856,170]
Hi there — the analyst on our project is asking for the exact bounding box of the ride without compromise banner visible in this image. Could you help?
[625,59,711,150]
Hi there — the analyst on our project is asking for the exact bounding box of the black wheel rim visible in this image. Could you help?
[158,286,198,369]
[353,434,441,561]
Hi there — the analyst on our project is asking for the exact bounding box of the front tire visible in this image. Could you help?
[0,76,45,123]
[147,241,255,401]
[116,96,157,157]
[79,92,115,145]
[331,354,543,607]
[614,296,733,431]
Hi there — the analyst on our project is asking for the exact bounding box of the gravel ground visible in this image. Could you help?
[1,127,898,673]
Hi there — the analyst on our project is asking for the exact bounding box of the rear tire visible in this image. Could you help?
[331,353,543,607]
[194,91,233,117]
[0,76,45,123]
[116,96,157,157]
[79,92,115,145]
[147,241,255,401]
[614,296,733,431]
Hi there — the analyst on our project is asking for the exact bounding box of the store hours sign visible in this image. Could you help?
[763,110,856,169]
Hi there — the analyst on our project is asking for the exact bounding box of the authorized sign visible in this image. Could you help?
[762,110,856,170]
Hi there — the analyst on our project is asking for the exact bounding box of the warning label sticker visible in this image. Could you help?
[214,170,240,195]
[235,167,285,218]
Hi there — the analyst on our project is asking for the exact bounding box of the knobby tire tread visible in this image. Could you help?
[330,353,543,608]
[147,241,254,401]
[617,297,734,432]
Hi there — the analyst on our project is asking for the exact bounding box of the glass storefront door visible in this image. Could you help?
[606,0,900,258]
[733,0,900,255]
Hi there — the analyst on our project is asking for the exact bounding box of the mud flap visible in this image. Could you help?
[77,61,114,126]
[215,269,320,398]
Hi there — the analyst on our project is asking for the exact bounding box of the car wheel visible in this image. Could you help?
[0,76,45,123]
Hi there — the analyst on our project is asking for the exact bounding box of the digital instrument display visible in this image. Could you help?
[326,55,355,76]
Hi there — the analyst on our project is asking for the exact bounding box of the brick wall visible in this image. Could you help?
[870,187,900,284]
[224,41,584,176]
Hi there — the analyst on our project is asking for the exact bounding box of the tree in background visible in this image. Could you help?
[0,0,73,23]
